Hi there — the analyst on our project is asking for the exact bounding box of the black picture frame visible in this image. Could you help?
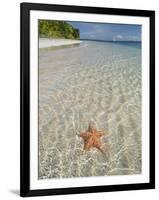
[20,2,155,197]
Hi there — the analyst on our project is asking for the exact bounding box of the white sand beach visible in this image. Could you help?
[39,38,82,49]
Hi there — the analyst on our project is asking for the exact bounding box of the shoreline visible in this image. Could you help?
[39,38,82,49]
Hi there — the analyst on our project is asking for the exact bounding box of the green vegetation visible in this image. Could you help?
[39,20,80,39]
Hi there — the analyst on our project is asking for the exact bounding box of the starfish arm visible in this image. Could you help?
[94,138,102,147]
[96,131,105,137]
[94,140,105,154]
[78,132,86,137]
[97,130,110,137]
[79,131,92,139]
[83,143,91,151]
[83,137,93,151]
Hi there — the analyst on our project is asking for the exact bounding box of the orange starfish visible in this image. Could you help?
[78,123,106,154]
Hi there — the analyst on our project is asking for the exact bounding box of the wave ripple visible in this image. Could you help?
[38,41,141,179]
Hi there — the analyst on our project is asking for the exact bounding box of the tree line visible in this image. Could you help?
[39,20,80,39]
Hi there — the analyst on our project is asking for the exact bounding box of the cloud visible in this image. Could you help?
[112,34,141,42]
[112,34,123,41]
[116,34,123,39]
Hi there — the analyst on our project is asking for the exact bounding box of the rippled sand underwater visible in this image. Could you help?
[38,41,141,179]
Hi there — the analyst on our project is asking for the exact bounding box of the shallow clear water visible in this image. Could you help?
[38,41,141,179]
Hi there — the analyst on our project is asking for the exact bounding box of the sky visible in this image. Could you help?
[68,21,141,42]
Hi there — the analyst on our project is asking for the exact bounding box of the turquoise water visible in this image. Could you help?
[39,41,141,179]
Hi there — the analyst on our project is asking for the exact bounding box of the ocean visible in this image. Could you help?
[38,40,141,179]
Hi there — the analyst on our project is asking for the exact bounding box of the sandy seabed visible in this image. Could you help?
[38,40,142,179]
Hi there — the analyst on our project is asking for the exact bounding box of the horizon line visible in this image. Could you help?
[80,38,141,43]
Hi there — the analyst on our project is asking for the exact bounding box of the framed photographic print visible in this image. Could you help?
[20,2,155,197]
